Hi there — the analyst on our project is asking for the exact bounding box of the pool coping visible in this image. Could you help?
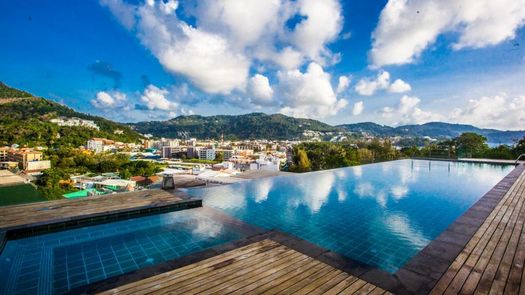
[56,162,525,294]
[1,198,202,242]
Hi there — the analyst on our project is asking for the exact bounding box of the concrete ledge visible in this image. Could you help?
[4,199,202,240]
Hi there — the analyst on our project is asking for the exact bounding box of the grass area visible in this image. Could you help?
[0,184,47,206]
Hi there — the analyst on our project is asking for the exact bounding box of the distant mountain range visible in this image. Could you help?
[131,113,339,140]
[337,122,525,144]
[1,82,523,144]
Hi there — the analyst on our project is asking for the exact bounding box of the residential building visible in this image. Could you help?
[87,138,104,153]
[50,117,99,130]
[7,149,51,172]
[0,146,9,162]
[199,148,216,161]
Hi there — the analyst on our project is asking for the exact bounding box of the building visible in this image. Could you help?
[217,149,234,161]
[161,146,184,158]
[199,148,216,161]
[5,149,51,172]
[87,138,104,153]
[0,146,9,162]
[186,146,201,158]
[50,117,99,130]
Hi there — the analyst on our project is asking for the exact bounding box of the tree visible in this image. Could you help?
[455,133,488,158]
[291,148,312,172]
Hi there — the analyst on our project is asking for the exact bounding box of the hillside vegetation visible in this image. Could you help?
[0,83,143,147]
[132,113,341,140]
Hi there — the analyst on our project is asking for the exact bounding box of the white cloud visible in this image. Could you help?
[449,95,525,130]
[248,74,274,105]
[277,62,348,118]
[91,91,127,109]
[101,0,348,118]
[336,75,351,94]
[140,84,178,111]
[99,0,136,30]
[290,0,343,64]
[352,101,364,115]
[389,79,412,93]
[371,0,525,67]
[355,71,390,96]
[136,4,250,94]
[355,71,411,96]
[381,95,442,125]
[271,47,304,70]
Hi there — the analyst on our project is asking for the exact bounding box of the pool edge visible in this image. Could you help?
[71,163,525,295]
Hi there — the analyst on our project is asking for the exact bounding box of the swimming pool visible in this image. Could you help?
[186,159,514,273]
[0,208,245,295]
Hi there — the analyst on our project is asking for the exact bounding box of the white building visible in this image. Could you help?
[87,139,104,153]
[50,117,99,130]
[199,148,216,161]
[249,155,281,171]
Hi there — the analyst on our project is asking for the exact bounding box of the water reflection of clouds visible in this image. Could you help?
[292,172,336,212]
[252,178,273,203]
[204,185,247,210]
[192,217,224,238]
[384,213,429,249]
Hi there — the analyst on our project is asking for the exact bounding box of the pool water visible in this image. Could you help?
[186,159,514,273]
[0,208,244,295]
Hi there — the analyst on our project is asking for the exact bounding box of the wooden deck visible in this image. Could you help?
[431,168,525,294]
[0,189,183,230]
[99,239,390,295]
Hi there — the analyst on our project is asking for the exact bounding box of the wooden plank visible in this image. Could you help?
[288,268,343,294]
[0,189,184,230]
[431,173,525,294]
[321,275,362,295]
[259,262,329,295]
[177,249,305,294]
[431,170,525,295]
[202,251,310,295]
[118,243,286,295]
[100,239,278,295]
[308,271,350,295]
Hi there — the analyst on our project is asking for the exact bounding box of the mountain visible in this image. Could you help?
[131,113,341,140]
[338,122,525,144]
[0,82,143,147]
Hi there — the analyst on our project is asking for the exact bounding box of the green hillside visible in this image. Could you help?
[0,83,143,147]
[131,113,341,140]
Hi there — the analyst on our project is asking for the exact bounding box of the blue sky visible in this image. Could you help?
[1,0,525,130]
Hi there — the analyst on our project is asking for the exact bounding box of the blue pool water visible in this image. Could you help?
[186,159,514,273]
[0,208,245,295]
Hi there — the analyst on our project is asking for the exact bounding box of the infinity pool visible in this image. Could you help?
[186,159,514,273]
[0,208,244,295]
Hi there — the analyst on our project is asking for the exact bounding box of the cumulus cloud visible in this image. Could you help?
[278,62,348,118]
[352,101,364,115]
[389,79,412,93]
[449,95,525,130]
[101,0,347,118]
[354,71,411,96]
[381,95,442,125]
[370,0,525,67]
[248,74,274,104]
[336,75,351,94]
[140,84,178,111]
[91,91,127,109]
[99,0,136,29]
[290,0,343,63]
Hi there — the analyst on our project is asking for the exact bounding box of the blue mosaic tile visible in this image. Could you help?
[0,208,245,294]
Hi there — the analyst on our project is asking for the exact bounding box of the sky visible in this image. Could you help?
[1,0,525,130]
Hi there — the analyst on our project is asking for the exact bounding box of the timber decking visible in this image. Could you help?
[0,189,185,231]
[99,239,390,295]
[431,166,525,294]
